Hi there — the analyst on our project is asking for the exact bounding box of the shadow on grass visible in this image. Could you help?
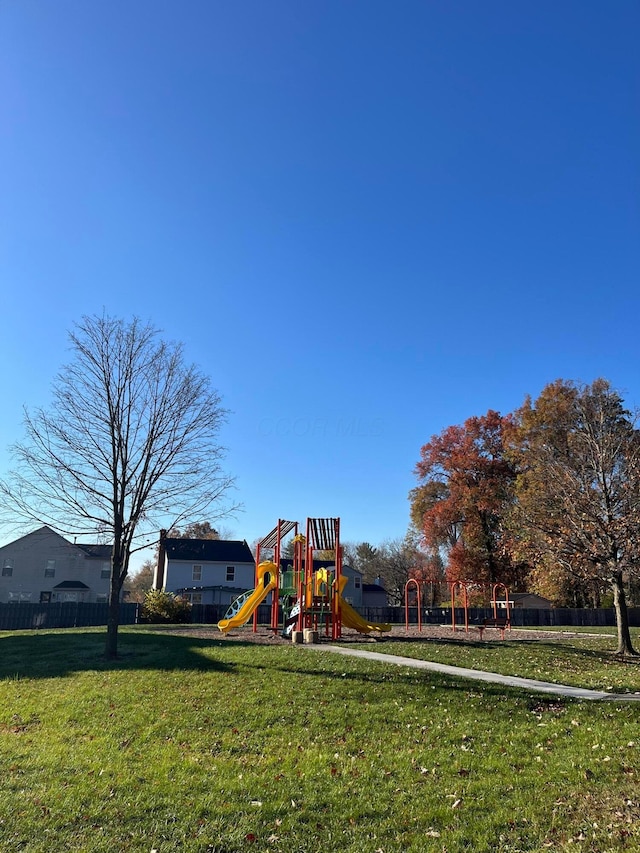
[240,656,540,703]
[0,628,240,681]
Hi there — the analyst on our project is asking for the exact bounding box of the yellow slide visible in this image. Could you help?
[332,573,391,634]
[217,561,277,633]
[338,596,392,634]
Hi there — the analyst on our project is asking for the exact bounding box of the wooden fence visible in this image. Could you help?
[0,602,638,631]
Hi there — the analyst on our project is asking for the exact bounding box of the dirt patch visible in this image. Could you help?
[150,623,581,645]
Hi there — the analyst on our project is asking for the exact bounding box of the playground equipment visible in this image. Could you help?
[404,577,512,637]
[404,578,424,632]
[217,561,277,633]
[217,517,391,637]
[450,581,511,636]
[403,576,443,632]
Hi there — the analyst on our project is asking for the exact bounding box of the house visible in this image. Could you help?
[155,537,367,610]
[155,537,256,606]
[0,526,112,604]
[495,592,553,610]
[362,580,388,608]
[341,564,364,606]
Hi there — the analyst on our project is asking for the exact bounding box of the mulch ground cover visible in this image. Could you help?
[155,622,587,645]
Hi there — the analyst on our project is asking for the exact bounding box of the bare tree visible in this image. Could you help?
[124,560,155,603]
[374,536,431,605]
[1,315,236,658]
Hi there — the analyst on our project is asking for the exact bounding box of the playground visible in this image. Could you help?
[217,517,392,639]
[210,621,573,645]
[215,516,524,644]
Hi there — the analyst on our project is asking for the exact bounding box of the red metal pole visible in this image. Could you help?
[463,583,469,633]
[333,518,341,639]
[252,542,261,632]
[297,518,310,633]
[404,578,421,632]
[492,582,511,630]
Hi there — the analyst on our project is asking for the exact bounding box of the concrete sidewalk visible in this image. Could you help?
[304,644,640,702]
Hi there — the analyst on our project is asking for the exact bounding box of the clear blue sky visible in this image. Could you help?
[1,1,638,562]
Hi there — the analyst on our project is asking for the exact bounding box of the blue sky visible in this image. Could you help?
[1,1,638,563]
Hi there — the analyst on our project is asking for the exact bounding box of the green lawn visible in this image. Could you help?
[360,628,640,693]
[0,627,638,852]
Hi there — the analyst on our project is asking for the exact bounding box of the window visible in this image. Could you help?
[44,560,56,578]
[2,563,13,577]
[8,591,32,602]
[100,568,111,579]
[40,592,52,603]
[184,592,202,605]
[192,564,202,581]
[226,566,235,582]
[96,594,108,604]
[354,576,361,589]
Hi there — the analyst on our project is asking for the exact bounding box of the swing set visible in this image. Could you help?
[404,577,511,638]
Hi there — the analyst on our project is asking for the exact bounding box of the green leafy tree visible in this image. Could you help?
[141,589,192,623]
[352,542,380,582]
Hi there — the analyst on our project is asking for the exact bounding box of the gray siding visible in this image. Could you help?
[338,565,363,607]
[164,558,256,605]
[0,528,112,604]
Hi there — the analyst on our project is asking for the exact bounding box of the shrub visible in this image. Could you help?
[140,589,192,623]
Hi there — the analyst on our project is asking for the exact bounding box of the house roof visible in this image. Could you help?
[75,543,112,560]
[164,538,255,564]
[0,527,112,559]
[507,592,552,603]
[363,583,387,593]
[54,580,90,589]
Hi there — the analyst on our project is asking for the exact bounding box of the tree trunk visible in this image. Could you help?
[105,570,123,659]
[612,571,637,656]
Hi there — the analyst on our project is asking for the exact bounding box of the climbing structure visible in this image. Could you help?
[252,518,299,632]
[218,517,390,638]
[298,517,343,639]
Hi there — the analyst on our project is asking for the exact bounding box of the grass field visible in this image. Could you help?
[0,626,638,852]
[358,628,640,693]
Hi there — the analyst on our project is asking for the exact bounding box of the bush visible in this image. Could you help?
[140,589,192,623]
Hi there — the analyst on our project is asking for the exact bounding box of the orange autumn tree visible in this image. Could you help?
[410,410,521,590]
[509,379,640,656]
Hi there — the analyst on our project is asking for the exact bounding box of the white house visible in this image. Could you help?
[0,526,112,604]
[154,537,256,606]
